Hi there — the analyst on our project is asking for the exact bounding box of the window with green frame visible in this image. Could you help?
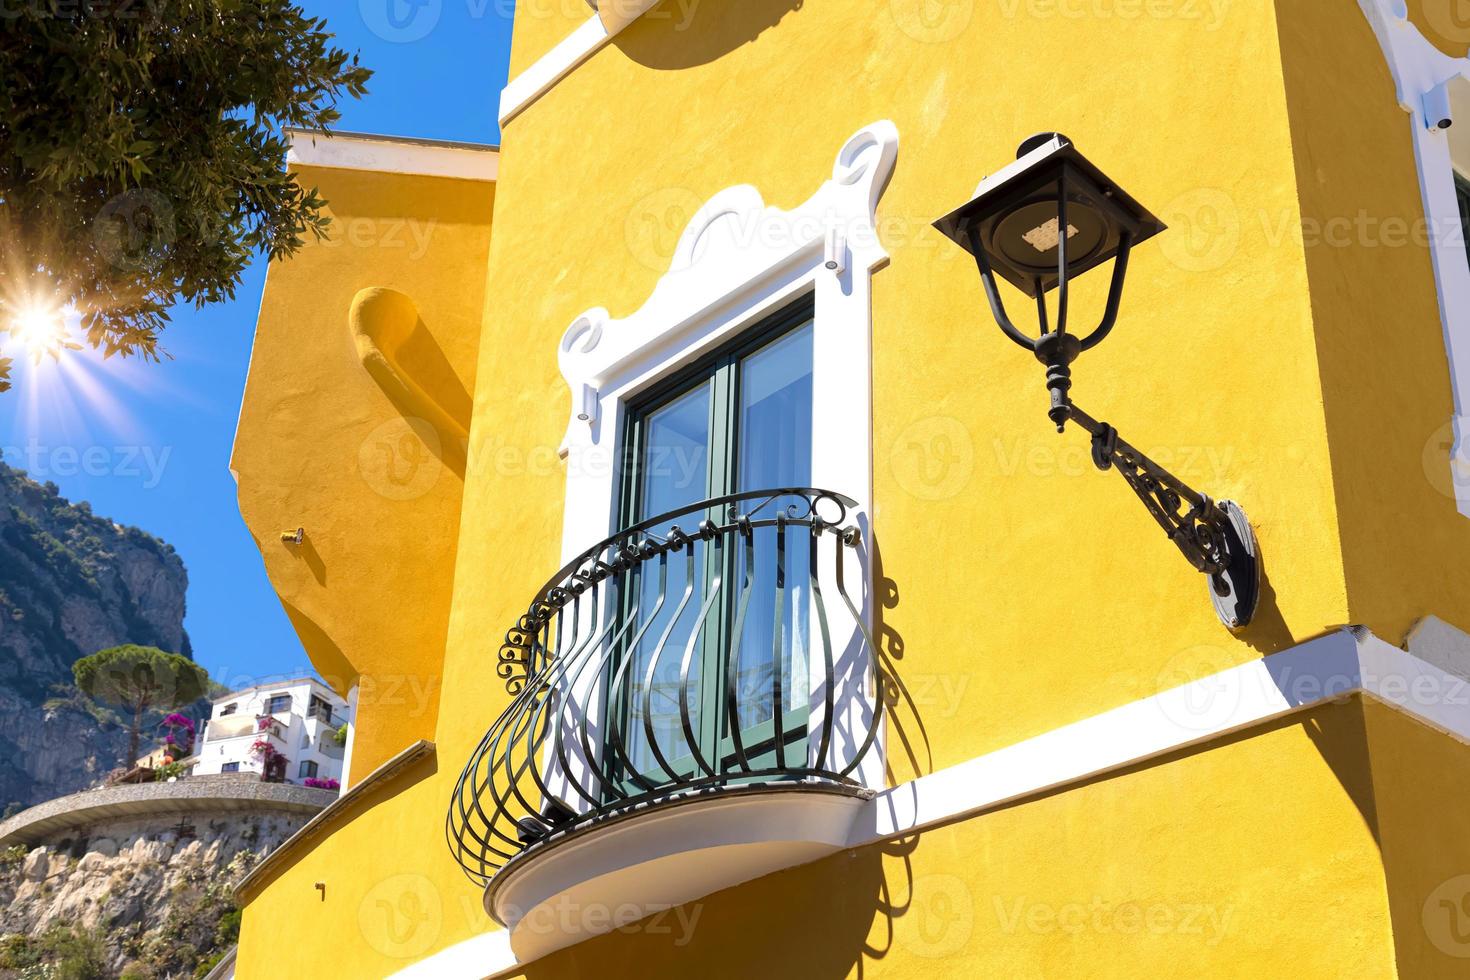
[613,298,816,788]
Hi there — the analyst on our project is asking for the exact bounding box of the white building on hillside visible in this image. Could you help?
[194,677,348,787]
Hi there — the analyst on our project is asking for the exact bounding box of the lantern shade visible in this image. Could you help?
[933,134,1166,298]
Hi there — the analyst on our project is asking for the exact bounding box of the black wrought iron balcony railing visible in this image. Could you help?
[446,488,883,886]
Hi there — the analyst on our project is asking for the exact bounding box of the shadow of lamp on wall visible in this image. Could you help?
[934,133,1260,632]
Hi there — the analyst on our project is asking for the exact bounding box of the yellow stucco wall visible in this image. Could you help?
[507,0,593,76]
[232,165,493,782]
[445,0,1339,793]
[1364,697,1470,978]
[236,750,479,975]
[507,701,1394,979]
[233,0,1470,976]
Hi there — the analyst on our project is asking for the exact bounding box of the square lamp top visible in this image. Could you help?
[933,135,1167,299]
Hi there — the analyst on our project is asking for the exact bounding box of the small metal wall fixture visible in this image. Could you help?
[934,133,1259,630]
[280,527,304,545]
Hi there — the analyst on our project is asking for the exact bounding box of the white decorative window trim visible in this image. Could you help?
[1360,0,1470,514]
[554,120,899,792]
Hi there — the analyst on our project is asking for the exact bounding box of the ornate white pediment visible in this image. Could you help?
[557,121,899,456]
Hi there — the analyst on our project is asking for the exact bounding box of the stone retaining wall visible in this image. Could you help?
[0,776,337,976]
[0,774,336,847]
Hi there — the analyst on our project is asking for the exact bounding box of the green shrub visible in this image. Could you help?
[214,909,241,946]
[34,924,108,980]
[192,951,225,979]
[0,932,39,969]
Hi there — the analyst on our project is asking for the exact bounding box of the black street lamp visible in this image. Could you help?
[935,133,1259,631]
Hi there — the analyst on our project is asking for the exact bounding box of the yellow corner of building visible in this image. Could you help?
[231,128,497,785]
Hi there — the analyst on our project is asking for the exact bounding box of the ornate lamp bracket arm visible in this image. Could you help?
[1066,404,1260,631]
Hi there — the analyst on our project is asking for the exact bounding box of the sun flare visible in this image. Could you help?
[8,305,68,353]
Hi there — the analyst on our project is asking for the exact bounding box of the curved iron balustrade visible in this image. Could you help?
[446,487,882,886]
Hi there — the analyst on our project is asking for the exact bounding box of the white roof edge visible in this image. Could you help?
[211,676,344,704]
[285,128,499,182]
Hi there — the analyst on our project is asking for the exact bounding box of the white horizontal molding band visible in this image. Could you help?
[498,1,661,126]
[856,625,1470,843]
[286,129,499,182]
[389,929,513,980]
[392,621,1470,979]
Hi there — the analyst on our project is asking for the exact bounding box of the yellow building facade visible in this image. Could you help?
[230,2,1470,976]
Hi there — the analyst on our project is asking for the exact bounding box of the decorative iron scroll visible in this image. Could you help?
[447,488,882,886]
[1074,407,1227,576]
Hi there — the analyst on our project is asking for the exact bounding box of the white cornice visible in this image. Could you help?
[285,129,499,182]
[587,0,661,33]
[390,930,515,980]
[498,16,610,127]
[498,1,662,126]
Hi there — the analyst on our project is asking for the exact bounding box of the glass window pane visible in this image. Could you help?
[625,381,713,779]
[733,322,813,743]
[640,383,713,520]
[615,313,818,787]
[737,322,813,492]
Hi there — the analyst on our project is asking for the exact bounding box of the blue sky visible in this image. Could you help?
[0,0,513,686]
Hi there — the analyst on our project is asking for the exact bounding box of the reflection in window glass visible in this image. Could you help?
[735,323,813,734]
[625,382,712,776]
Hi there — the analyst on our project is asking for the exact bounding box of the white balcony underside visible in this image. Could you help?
[485,782,870,961]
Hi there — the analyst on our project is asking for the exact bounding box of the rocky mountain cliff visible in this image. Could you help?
[0,455,193,813]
